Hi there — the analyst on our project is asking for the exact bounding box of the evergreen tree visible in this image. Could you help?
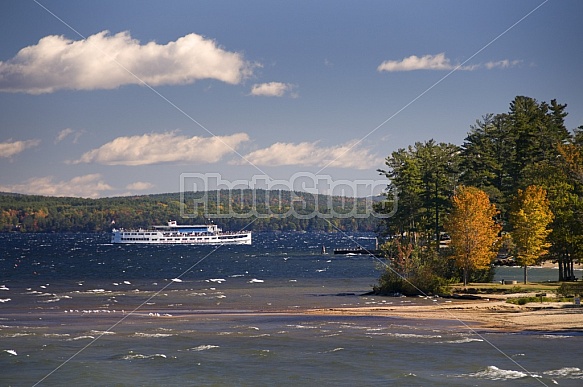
[460,113,515,213]
[378,140,460,246]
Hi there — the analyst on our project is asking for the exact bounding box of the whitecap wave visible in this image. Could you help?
[466,366,535,380]
[38,298,61,303]
[539,334,573,339]
[3,333,33,338]
[544,367,583,379]
[132,332,173,338]
[287,324,319,329]
[68,335,95,341]
[367,332,442,339]
[44,333,71,338]
[319,347,344,353]
[439,337,484,344]
[122,353,167,360]
[89,330,116,335]
[188,344,219,352]
[248,279,264,283]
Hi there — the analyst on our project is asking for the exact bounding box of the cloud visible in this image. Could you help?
[250,82,296,97]
[55,128,83,144]
[0,31,253,94]
[0,174,114,198]
[55,128,75,143]
[377,53,520,72]
[73,131,250,166]
[126,181,154,191]
[484,59,522,69]
[378,53,453,72]
[0,139,40,158]
[237,140,382,170]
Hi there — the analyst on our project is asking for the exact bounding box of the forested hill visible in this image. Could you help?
[0,190,383,233]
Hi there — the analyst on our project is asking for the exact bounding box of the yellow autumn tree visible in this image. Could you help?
[510,185,553,284]
[445,186,501,286]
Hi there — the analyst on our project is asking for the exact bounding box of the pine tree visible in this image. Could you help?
[444,186,501,286]
[378,140,460,246]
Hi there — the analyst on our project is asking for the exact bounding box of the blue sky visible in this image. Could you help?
[1,0,582,198]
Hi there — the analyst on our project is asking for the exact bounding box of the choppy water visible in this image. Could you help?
[1,232,582,386]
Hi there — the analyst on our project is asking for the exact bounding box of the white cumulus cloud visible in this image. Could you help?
[378,53,454,72]
[238,140,382,170]
[377,53,520,72]
[0,174,114,198]
[73,131,250,166]
[0,31,253,94]
[250,82,296,97]
[0,139,40,158]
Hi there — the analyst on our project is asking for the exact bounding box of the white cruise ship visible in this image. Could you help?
[111,221,251,245]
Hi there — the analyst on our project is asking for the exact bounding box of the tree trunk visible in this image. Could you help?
[558,257,564,281]
[523,265,528,284]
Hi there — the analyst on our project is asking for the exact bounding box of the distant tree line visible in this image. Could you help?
[0,189,381,234]
[375,96,582,290]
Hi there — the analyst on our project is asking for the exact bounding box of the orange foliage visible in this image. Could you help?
[445,186,501,285]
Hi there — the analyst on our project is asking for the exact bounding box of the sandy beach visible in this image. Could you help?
[301,261,583,332]
[306,298,583,331]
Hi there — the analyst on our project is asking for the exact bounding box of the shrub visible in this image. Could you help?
[556,282,583,298]
[374,242,458,296]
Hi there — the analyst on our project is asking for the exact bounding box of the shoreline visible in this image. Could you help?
[303,299,583,332]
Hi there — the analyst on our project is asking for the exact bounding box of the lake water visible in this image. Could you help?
[1,232,582,386]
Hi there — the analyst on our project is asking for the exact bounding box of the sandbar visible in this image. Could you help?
[305,298,583,332]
